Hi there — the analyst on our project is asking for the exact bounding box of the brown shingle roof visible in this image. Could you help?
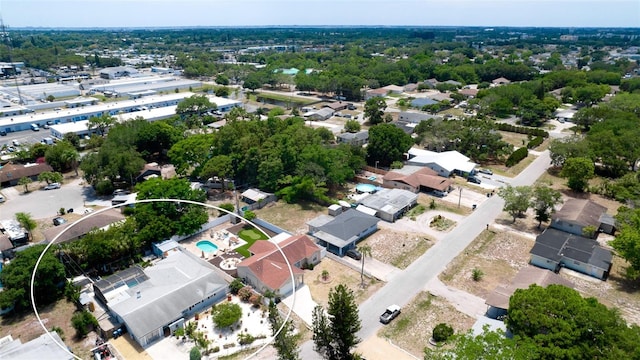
[0,234,13,252]
[485,266,575,310]
[552,199,607,227]
[237,234,320,290]
[384,167,452,191]
[43,209,126,243]
[0,163,53,183]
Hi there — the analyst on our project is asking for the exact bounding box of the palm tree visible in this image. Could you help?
[357,244,372,288]
[15,212,37,241]
[61,148,80,177]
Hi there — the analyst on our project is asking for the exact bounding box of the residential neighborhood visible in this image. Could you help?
[0,20,640,360]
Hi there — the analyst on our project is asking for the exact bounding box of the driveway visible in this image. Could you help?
[379,210,466,240]
[281,284,317,328]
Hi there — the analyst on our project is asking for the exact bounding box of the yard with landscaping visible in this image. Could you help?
[235,226,270,257]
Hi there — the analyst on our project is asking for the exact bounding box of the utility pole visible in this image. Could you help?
[458,186,463,208]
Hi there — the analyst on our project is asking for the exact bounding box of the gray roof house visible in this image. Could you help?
[0,332,73,360]
[358,188,418,222]
[410,97,438,108]
[307,209,379,256]
[95,247,227,347]
[529,228,613,280]
[550,199,608,237]
[337,130,369,146]
[398,111,441,124]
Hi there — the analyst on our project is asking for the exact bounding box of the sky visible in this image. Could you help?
[0,0,638,29]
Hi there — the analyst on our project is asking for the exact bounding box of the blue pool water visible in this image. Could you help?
[196,240,219,253]
[356,183,377,193]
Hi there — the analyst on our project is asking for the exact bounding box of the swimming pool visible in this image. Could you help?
[196,240,219,253]
[356,183,377,193]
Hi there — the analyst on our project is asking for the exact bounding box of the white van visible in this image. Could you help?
[30,123,40,131]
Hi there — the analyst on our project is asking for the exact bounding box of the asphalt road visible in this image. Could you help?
[0,177,109,219]
[299,150,552,359]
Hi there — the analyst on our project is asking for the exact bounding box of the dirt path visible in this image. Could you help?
[424,277,487,318]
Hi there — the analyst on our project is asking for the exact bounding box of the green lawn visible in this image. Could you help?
[236,227,269,257]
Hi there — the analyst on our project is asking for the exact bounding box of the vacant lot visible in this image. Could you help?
[253,200,325,234]
[379,291,475,358]
[306,258,383,308]
[360,228,433,269]
[439,229,534,299]
[0,300,96,359]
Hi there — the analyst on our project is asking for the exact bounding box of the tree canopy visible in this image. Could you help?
[312,284,362,360]
[366,123,413,167]
[0,245,66,313]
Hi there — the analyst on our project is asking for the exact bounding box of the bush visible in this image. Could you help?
[189,347,202,360]
[211,346,220,353]
[71,310,98,338]
[249,293,262,307]
[238,286,253,302]
[432,323,454,343]
[238,333,256,345]
[527,136,544,149]
[471,268,484,281]
[505,147,528,167]
[229,278,244,295]
[94,179,114,196]
[218,203,235,216]
[211,302,242,329]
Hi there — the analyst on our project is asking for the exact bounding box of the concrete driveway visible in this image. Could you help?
[281,284,317,327]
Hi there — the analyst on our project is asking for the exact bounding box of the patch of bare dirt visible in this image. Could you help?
[253,200,325,234]
[440,229,533,299]
[305,258,383,308]
[0,300,96,359]
[361,228,433,269]
[379,291,475,358]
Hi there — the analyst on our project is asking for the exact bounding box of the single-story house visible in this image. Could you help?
[403,83,418,92]
[365,88,389,100]
[443,80,462,87]
[357,188,418,222]
[410,97,438,108]
[484,266,575,319]
[307,209,379,256]
[458,88,479,98]
[550,199,608,237]
[96,247,228,347]
[427,92,453,102]
[135,162,177,183]
[529,227,613,280]
[407,148,477,177]
[492,77,511,86]
[304,107,334,121]
[323,102,349,112]
[241,188,276,209]
[383,167,454,194]
[0,163,54,187]
[237,234,323,297]
[398,111,441,124]
[381,84,404,94]
[43,209,126,244]
[0,332,74,359]
[337,130,369,146]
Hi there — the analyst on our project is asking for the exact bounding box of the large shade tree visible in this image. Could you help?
[312,284,362,360]
[366,123,413,168]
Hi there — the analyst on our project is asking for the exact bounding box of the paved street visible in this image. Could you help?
[299,150,552,359]
[1,177,110,219]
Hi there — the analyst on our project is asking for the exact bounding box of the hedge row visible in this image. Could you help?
[496,123,549,138]
[527,136,544,149]
[506,147,529,167]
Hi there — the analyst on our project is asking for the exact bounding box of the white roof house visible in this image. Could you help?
[407,148,476,177]
[102,248,228,347]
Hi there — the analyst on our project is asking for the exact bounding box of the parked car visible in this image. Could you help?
[12,139,20,146]
[44,182,61,190]
[478,168,493,175]
[0,194,5,203]
[345,249,362,260]
[53,217,66,226]
[467,176,481,184]
[113,189,131,196]
[380,304,401,324]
